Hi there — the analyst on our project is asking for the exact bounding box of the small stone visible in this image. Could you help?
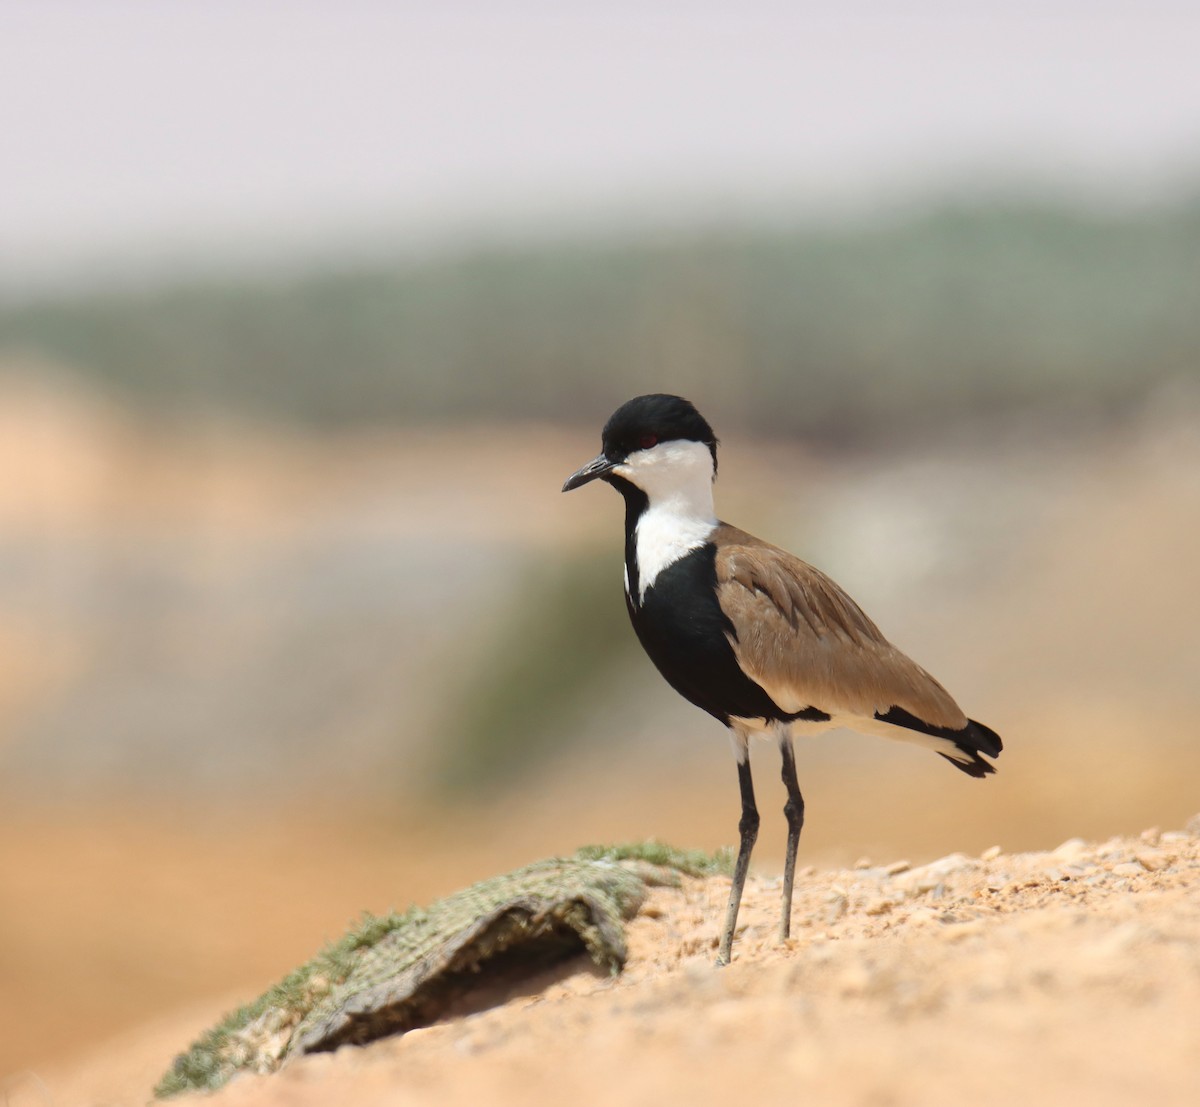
[884,859,911,875]
[822,893,848,925]
[980,845,1002,862]
[939,920,985,942]
[854,857,873,870]
[895,853,974,894]
[1134,852,1169,872]
[1112,862,1144,878]
[1139,827,1161,846]
[1053,837,1089,861]
[1160,831,1189,845]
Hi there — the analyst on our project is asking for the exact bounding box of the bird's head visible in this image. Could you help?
[562,394,719,501]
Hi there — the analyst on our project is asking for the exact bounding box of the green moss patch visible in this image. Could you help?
[155,843,726,1098]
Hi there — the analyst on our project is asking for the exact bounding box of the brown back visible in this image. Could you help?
[713,523,967,728]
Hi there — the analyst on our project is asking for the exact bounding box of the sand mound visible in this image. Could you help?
[64,818,1186,1107]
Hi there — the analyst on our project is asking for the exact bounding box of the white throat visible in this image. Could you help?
[616,439,717,604]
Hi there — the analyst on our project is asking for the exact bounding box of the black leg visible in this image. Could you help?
[779,735,805,942]
[717,755,760,965]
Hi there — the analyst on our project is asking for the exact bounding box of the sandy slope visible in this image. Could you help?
[22,818,1200,1107]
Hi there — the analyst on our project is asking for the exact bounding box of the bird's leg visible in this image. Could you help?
[717,755,759,966]
[779,734,805,942]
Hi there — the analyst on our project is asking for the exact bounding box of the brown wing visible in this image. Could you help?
[713,523,967,729]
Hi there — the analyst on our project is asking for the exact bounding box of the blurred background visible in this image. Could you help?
[2,1,1199,1090]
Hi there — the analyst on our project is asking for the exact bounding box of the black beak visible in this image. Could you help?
[562,452,616,492]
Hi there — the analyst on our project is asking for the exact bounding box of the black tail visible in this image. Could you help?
[874,706,1003,779]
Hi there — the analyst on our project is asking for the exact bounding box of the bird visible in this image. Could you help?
[562,393,1002,965]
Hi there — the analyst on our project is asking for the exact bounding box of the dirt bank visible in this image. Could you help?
[23,818,1200,1107]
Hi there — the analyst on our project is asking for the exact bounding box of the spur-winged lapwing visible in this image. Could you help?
[563,393,1002,965]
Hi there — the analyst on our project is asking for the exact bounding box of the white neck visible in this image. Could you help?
[615,440,717,603]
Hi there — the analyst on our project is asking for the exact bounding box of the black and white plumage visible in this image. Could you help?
[563,393,1002,965]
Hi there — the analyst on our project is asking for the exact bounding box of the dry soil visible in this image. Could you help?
[19,818,1200,1107]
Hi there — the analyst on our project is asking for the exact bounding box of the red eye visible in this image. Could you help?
[639,434,658,449]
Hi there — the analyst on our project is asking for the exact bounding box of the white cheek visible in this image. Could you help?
[614,439,719,600]
[615,440,713,495]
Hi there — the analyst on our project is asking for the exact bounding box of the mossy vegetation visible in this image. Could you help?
[153,907,423,1097]
[575,840,735,877]
[154,846,722,1098]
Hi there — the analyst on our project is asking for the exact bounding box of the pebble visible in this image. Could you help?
[939,920,985,942]
[980,845,1002,862]
[1053,838,1089,861]
[896,853,974,894]
[822,893,848,924]
[1111,862,1144,878]
[884,859,911,875]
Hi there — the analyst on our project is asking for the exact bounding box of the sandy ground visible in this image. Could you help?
[17,817,1200,1107]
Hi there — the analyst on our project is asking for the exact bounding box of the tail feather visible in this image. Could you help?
[874,706,1003,778]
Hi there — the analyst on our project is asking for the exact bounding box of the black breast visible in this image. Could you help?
[626,544,794,727]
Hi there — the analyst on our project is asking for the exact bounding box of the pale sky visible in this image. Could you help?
[4,2,1200,286]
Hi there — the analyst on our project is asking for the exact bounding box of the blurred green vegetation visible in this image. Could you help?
[3,198,1198,435]
[436,550,632,793]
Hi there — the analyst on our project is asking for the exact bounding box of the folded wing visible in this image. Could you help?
[713,523,970,733]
